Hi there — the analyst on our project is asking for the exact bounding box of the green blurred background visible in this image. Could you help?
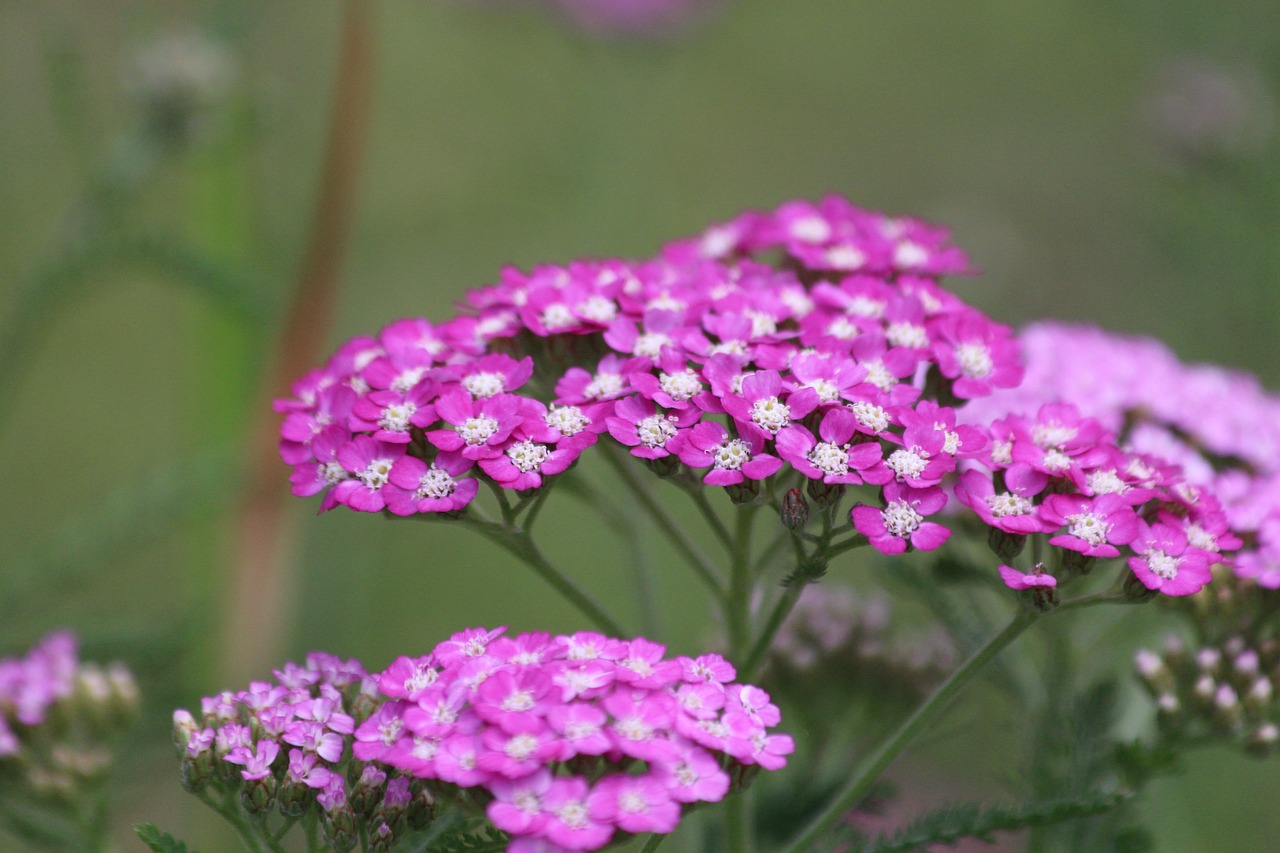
[2,0,1279,849]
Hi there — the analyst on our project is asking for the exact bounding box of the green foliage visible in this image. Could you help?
[414,818,510,853]
[134,823,198,853]
[837,792,1128,853]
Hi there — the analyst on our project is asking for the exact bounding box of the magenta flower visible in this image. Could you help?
[775,409,887,486]
[332,436,406,512]
[851,481,951,555]
[426,391,526,460]
[1128,520,1213,596]
[539,776,614,851]
[1041,493,1140,558]
[225,739,280,781]
[721,368,819,442]
[953,469,1053,535]
[932,310,1023,399]
[487,769,553,835]
[676,421,782,486]
[385,452,478,515]
[348,382,438,444]
[998,565,1058,591]
[588,774,680,835]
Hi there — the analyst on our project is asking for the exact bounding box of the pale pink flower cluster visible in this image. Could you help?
[0,632,79,755]
[964,322,1272,591]
[356,626,792,852]
[278,195,1020,560]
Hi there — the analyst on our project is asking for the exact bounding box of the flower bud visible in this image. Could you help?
[240,773,277,817]
[1243,677,1273,715]
[781,488,809,530]
[1195,647,1222,675]
[1213,683,1243,732]
[173,710,199,754]
[1247,723,1280,758]
[405,783,437,831]
[1134,650,1174,694]
[986,527,1026,562]
[805,478,845,508]
[349,765,387,817]
[322,805,359,852]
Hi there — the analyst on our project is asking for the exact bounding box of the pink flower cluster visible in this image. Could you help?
[175,652,392,818]
[953,399,1240,596]
[278,195,1020,559]
[0,633,79,755]
[356,626,793,852]
[963,322,1269,593]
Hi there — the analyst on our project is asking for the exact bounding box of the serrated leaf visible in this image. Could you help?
[135,823,198,853]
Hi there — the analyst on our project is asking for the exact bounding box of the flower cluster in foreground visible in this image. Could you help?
[361,626,791,851]
[174,628,790,852]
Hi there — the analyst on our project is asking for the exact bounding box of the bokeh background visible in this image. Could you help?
[2,0,1279,849]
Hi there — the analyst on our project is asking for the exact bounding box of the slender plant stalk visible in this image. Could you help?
[724,788,755,853]
[780,607,1044,853]
[458,510,627,636]
[637,833,668,853]
[222,0,376,683]
[599,446,726,599]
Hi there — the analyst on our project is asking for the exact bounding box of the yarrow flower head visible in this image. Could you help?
[0,632,137,830]
[360,627,792,851]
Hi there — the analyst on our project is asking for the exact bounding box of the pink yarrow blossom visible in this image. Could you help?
[385,452,479,515]
[676,421,782,486]
[851,481,951,555]
[1128,520,1213,596]
[1040,493,1140,558]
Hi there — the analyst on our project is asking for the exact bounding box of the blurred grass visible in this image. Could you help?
[2,0,1280,849]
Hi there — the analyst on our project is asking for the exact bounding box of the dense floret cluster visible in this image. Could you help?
[966,322,1275,591]
[174,629,789,852]
[0,632,136,799]
[278,197,1246,599]
[360,626,791,852]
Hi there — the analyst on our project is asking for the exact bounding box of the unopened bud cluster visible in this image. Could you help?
[1134,632,1280,756]
[0,632,136,801]
[767,585,955,700]
[174,652,432,852]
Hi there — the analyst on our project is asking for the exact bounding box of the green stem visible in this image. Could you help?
[196,788,270,853]
[459,511,626,636]
[726,505,758,661]
[638,834,668,853]
[725,789,755,853]
[685,487,734,554]
[780,607,1042,853]
[601,446,726,599]
[741,577,804,681]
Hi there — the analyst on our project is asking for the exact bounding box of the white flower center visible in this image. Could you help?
[942,429,960,455]
[564,721,599,741]
[379,719,403,746]
[583,372,623,399]
[1042,449,1072,472]
[806,378,840,403]
[540,303,575,331]
[714,439,751,470]
[863,360,897,392]
[887,447,929,480]
[411,737,438,760]
[634,332,672,359]
[506,441,551,473]
[615,717,653,742]
[514,791,541,814]
[378,402,415,433]
[790,215,831,243]
[405,666,438,693]
[1145,549,1179,581]
[886,322,928,349]
[826,317,861,340]
[991,440,1013,466]
[359,459,395,490]
[557,801,589,829]
[1066,512,1109,546]
[751,396,791,434]
[894,241,928,269]
[659,369,703,402]
[1087,469,1128,495]
[320,461,348,485]
[882,500,924,538]
[1032,423,1077,448]
[849,401,890,433]
[391,367,428,394]
[956,343,993,378]
[578,295,617,324]
[545,405,589,437]
[501,691,535,713]
[675,763,698,786]
[747,310,777,338]
[637,415,678,448]
[415,465,457,500]
[504,734,539,761]
[619,791,649,814]
[808,443,850,477]
[823,245,865,270]
[1186,524,1217,552]
[986,492,1033,518]
[458,416,499,445]
[463,372,505,398]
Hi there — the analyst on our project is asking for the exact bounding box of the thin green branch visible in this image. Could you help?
[637,834,668,853]
[684,486,734,555]
[457,514,626,636]
[600,447,726,599]
[780,608,1042,853]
